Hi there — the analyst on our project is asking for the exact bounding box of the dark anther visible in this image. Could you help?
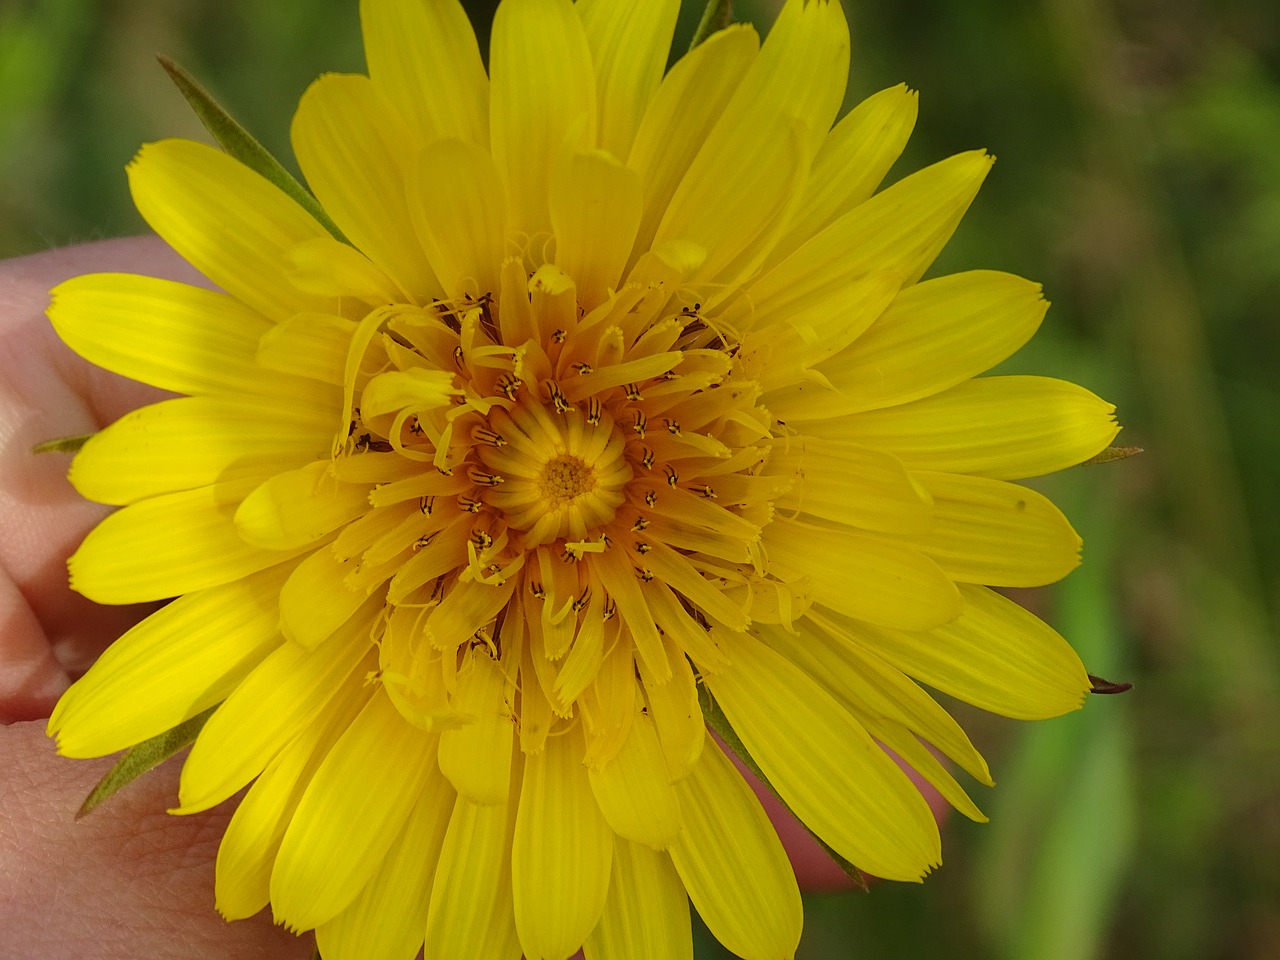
[545,380,570,413]
[496,374,521,399]
[473,426,506,446]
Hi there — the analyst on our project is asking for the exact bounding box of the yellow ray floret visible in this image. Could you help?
[46,0,1122,957]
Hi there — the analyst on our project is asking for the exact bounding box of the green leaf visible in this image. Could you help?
[31,433,94,454]
[156,55,350,245]
[689,0,733,52]
[698,685,868,889]
[76,704,219,819]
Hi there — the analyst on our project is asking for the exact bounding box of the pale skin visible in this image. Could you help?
[0,237,943,959]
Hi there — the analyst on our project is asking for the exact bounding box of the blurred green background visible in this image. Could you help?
[3,0,1278,957]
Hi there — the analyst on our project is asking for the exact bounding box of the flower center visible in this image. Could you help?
[476,400,631,548]
[538,454,596,506]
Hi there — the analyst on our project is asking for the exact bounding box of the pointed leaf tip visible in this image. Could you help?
[1082,445,1143,466]
[156,55,349,245]
[689,0,733,51]
[32,434,94,454]
[75,704,218,819]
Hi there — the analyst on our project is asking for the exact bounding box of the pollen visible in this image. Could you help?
[538,454,596,506]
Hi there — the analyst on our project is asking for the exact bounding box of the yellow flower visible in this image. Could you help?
[46,0,1120,958]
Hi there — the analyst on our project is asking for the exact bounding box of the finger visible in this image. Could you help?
[0,720,313,960]
[0,239,203,714]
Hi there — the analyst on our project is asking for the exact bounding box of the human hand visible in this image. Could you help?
[0,237,315,958]
[0,238,946,959]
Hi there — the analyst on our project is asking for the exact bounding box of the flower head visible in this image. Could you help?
[47,0,1120,958]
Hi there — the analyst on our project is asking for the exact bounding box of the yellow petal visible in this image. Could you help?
[653,111,806,285]
[901,471,1082,587]
[490,0,595,240]
[423,578,517,655]
[705,630,942,881]
[48,562,293,758]
[359,367,459,419]
[770,83,918,265]
[733,0,849,161]
[765,616,991,786]
[360,0,489,147]
[234,461,372,551]
[669,740,801,960]
[552,150,643,310]
[512,722,613,960]
[769,436,933,535]
[176,601,380,813]
[49,273,279,396]
[762,516,960,631]
[588,704,681,848]
[70,396,333,506]
[854,583,1092,720]
[127,139,339,321]
[654,0,849,283]
[593,545,668,682]
[69,478,299,604]
[271,689,438,930]
[256,312,358,385]
[438,647,515,804]
[425,769,519,959]
[737,269,902,383]
[583,837,692,960]
[639,642,705,782]
[642,542,750,633]
[804,375,1121,480]
[278,547,370,649]
[768,270,1049,419]
[739,150,993,327]
[575,0,680,160]
[408,138,507,299]
[626,25,758,260]
[863,718,988,824]
[215,675,374,920]
[578,624,637,768]
[314,774,454,960]
[291,73,441,301]
[285,237,404,305]
[644,581,730,672]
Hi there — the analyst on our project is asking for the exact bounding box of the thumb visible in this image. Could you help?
[0,720,312,960]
